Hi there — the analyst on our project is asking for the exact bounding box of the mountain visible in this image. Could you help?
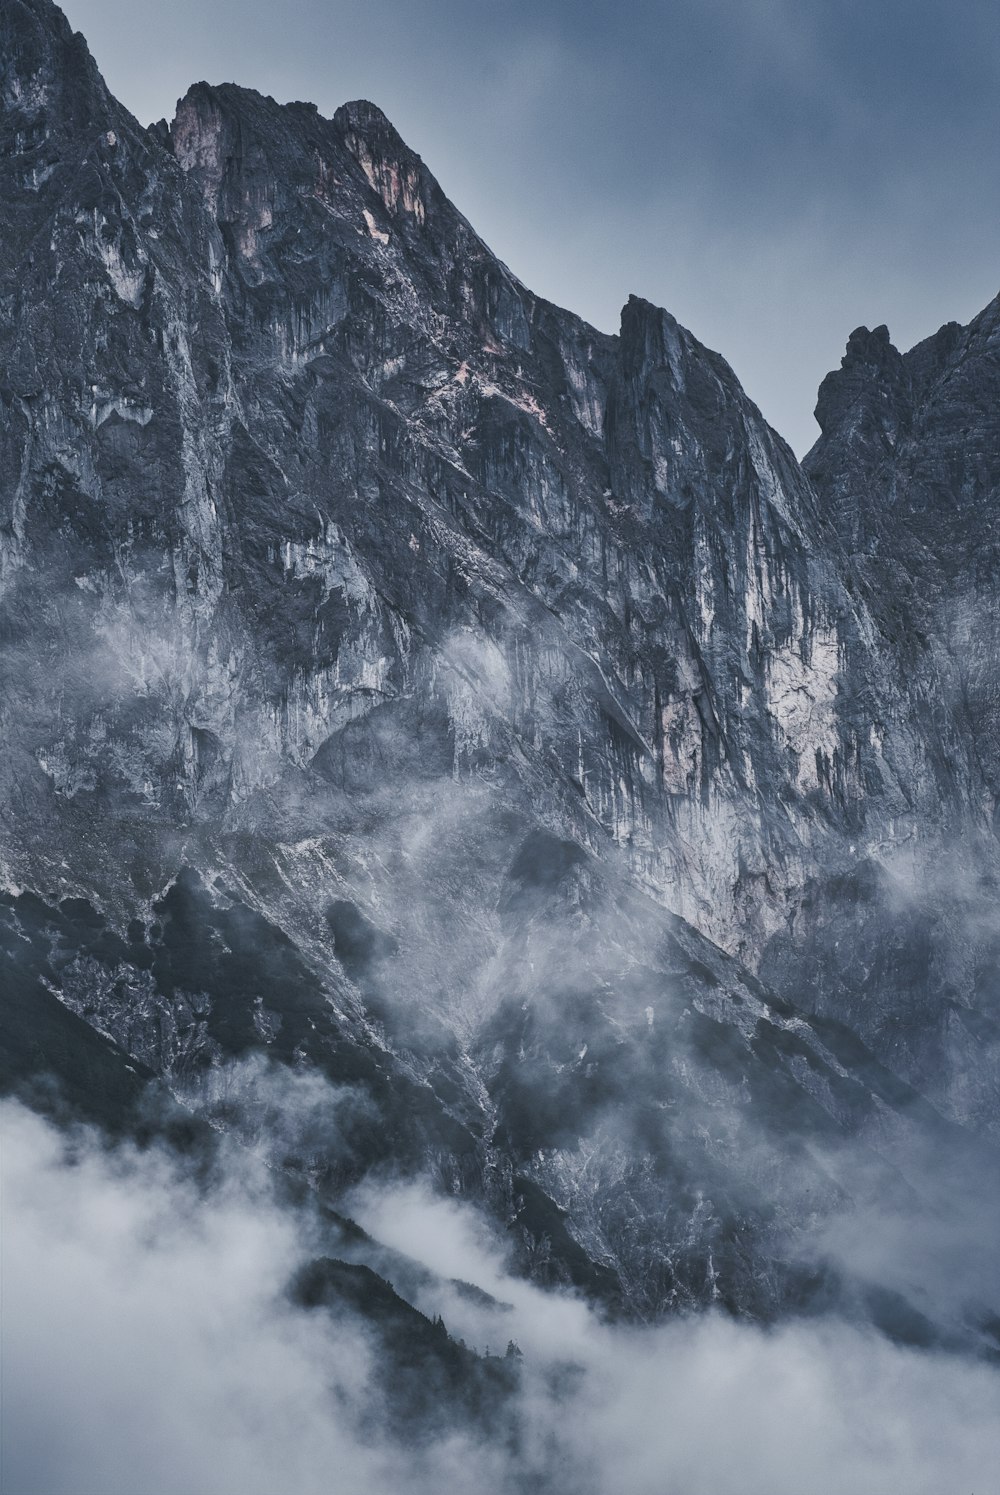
[2,0,999,1365]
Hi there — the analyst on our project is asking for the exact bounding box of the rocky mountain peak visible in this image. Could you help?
[812,323,907,440]
[618,294,686,377]
[845,321,894,359]
[4,0,1000,1388]
[170,81,227,186]
[333,97,435,229]
[0,0,110,134]
[333,96,410,157]
[808,290,1000,574]
[805,324,914,552]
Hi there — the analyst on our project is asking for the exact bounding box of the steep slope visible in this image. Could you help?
[0,8,913,954]
[806,299,1000,811]
[1,0,998,1345]
[790,308,1000,1123]
[806,301,1000,813]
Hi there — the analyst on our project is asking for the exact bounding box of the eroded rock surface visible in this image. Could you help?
[2,0,999,1344]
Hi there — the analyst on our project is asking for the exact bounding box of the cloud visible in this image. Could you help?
[348,1175,1000,1495]
[5,1098,999,1495]
[0,1100,495,1495]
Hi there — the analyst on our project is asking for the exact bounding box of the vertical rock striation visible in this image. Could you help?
[2,0,999,1331]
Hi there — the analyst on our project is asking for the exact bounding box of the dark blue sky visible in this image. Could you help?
[61,0,1000,453]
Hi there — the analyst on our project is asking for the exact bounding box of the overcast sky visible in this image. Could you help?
[60,0,1000,454]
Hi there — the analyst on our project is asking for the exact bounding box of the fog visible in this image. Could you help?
[4,1098,999,1495]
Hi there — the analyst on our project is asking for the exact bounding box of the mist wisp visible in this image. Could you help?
[5,1096,1000,1495]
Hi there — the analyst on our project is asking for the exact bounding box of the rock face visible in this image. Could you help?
[2,0,999,1342]
[795,307,1000,1124]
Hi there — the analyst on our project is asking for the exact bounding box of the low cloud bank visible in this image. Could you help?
[4,1100,999,1495]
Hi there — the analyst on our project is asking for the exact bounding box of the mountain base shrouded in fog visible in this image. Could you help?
[2,1,1000,1489]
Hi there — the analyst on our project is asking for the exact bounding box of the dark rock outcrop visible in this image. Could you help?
[2,0,999,1347]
